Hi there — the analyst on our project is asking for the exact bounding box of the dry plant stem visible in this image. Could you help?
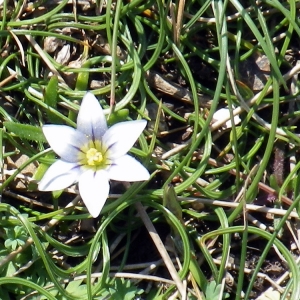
[28,86,43,99]
[162,152,293,206]
[216,248,230,300]
[161,61,300,160]
[286,221,300,252]
[289,61,300,176]
[200,155,293,206]
[184,1,258,23]
[213,259,285,293]
[145,70,211,107]
[273,244,287,264]
[135,201,187,299]
[0,71,17,87]
[225,54,259,127]
[169,291,180,300]
[169,2,176,44]
[3,190,56,210]
[189,273,203,300]
[72,0,78,23]
[14,239,73,276]
[106,193,296,218]
[110,232,127,258]
[181,198,299,219]
[14,0,27,20]
[211,61,300,133]
[147,125,189,139]
[233,170,253,204]
[6,67,44,100]
[13,258,36,277]
[0,196,80,269]
[2,169,77,194]
[110,260,164,271]
[226,53,284,137]
[105,272,175,284]
[263,256,300,295]
[161,142,189,159]
[247,214,267,231]
[219,277,226,300]
[24,34,66,84]
[92,231,129,284]
[296,220,300,252]
[9,30,25,66]
[175,0,185,46]
[138,260,163,276]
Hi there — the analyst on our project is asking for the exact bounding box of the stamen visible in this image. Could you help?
[86,148,103,166]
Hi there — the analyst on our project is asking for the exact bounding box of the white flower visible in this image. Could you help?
[39,92,150,217]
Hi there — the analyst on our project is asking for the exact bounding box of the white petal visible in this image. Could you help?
[43,125,88,162]
[77,92,108,140]
[38,160,81,191]
[78,169,110,218]
[103,120,147,159]
[108,155,150,181]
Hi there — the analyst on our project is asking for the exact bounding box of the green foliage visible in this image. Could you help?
[99,279,144,300]
[3,122,46,143]
[204,281,230,300]
[39,279,88,300]
[44,75,62,124]
[4,225,28,251]
[107,109,129,126]
[1,0,300,299]
[75,60,91,91]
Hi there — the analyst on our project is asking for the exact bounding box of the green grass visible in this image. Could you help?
[1,0,300,299]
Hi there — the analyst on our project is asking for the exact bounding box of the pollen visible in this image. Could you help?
[86,148,103,166]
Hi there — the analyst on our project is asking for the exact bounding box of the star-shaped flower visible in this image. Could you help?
[39,92,150,217]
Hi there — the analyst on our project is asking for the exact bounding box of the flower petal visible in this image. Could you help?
[38,160,81,191]
[77,92,108,140]
[103,120,147,159]
[43,125,88,162]
[108,154,150,182]
[78,169,110,218]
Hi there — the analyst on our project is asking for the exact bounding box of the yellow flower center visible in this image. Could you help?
[78,140,111,171]
[86,148,103,166]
